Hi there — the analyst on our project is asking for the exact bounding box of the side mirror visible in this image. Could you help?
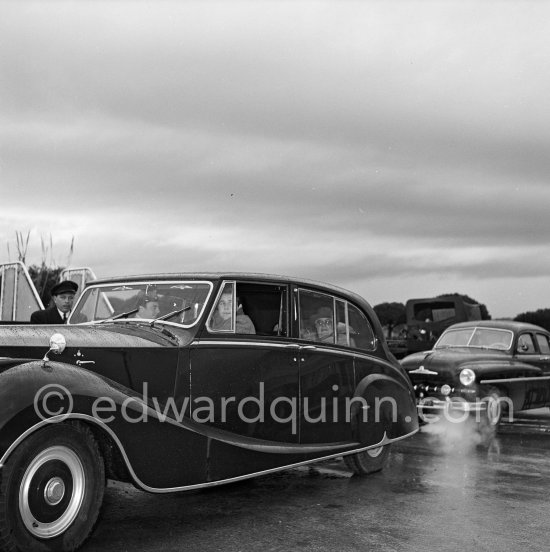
[43,333,67,361]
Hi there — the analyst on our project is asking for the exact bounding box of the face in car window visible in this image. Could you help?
[217,293,232,320]
[210,290,234,331]
[314,316,334,342]
[138,299,160,319]
[306,304,335,343]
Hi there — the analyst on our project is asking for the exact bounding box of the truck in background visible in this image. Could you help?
[387,294,486,358]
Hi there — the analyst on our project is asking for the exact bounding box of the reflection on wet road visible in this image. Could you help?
[83,426,550,552]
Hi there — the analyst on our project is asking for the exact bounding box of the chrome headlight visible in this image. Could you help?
[459,368,476,386]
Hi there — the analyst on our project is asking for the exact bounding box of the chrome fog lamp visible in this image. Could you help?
[441,384,451,396]
[459,368,476,386]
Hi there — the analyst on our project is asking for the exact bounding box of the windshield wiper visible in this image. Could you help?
[150,306,190,327]
[97,306,190,328]
[99,308,139,323]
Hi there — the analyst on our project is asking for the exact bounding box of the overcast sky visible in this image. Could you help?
[1,0,549,319]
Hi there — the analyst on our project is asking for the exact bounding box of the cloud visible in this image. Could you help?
[1,1,550,319]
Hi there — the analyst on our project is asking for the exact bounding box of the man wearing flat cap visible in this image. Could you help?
[30,280,79,324]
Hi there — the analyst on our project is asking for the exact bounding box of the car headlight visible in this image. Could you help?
[459,368,476,386]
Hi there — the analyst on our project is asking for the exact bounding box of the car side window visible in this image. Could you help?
[517,333,536,354]
[297,289,375,350]
[536,334,550,354]
[347,303,376,351]
[207,281,287,336]
[235,283,288,337]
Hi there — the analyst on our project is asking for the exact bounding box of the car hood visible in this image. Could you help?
[401,347,542,382]
[0,322,192,360]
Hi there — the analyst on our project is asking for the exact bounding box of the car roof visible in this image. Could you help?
[448,319,548,334]
[91,271,333,288]
[86,272,368,305]
[83,272,381,324]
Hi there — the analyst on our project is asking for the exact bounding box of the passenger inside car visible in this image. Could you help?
[517,334,536,354]
[314,317,335,343]
[302,307,355,346]
[309,307,336,343]
[210,291,256,334]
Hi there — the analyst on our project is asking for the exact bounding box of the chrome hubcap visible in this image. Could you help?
[44,477,66,506]
[19,446,85,538]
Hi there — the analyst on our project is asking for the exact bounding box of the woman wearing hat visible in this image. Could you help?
[309,306,335,343]
[30,280,78,324]
[307,306,355,346]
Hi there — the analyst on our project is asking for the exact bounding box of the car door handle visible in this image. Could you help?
[76,360,96,366]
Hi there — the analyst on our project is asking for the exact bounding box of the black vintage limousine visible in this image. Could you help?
[0,273,418,551]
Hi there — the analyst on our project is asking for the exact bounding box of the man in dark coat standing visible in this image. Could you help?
[30,280,79,324]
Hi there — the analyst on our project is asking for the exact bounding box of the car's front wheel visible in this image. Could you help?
[0,422,105,552]
[483,389,504,427]
[475,388,506,447]
[343,444,391,475]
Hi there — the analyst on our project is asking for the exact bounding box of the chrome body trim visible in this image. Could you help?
[192,339,396,365]
[417,399,486,413]
[480,375,550,384]
[0,415,418,493]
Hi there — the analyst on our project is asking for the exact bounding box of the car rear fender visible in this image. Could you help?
[350,373,418,445]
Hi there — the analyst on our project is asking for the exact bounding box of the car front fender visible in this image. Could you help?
[0,359,136,460]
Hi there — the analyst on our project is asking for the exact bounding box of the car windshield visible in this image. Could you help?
[435,327,513,350]
[69,281,212,327]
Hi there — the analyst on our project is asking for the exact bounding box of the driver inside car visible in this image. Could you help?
[134,294,160,319]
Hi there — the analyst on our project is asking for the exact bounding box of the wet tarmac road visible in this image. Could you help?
[82,415,550,552]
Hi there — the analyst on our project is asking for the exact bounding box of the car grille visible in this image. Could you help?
[412,382,453,395]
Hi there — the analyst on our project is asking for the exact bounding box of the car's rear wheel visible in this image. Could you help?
[343,444,391,475]
[0,422,105,552]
